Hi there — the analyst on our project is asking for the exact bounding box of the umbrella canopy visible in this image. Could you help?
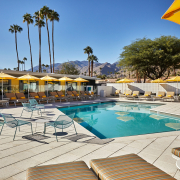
[117,78,134,94]
[18,74,39,99]
[59,76,74,93]
[151,78,166,92]
[74,77,89,94]
[161,0,180,25]
[40,75,58,81]
[40,75,58,97]
[0,72,16,100]
[166,76,180,95]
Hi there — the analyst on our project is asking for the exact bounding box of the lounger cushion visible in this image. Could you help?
[90,154,175,180]
[26,161,98,180]
[172,147,180,157]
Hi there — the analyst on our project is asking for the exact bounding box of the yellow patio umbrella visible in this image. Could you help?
[117,78,134,94]
[161,0,180,25]
[40,75,58,97]
[73,77,89,94]
[0,72,16,100]
[166,76,180,95]
[151,78,166,92]
[59,77,74,94]
[18,73,39,99]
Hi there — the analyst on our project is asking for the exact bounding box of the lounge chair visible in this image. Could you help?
[163,92,175,102]
[119,90,132,98]
[21,103,42,118]
[44,113,77,142]
[72,91,85,100]
[67,91,78,100]
[26,154,175,180]
[85,91,97,99]
[26,161,98,180]
[56,91,71,101]
[80,91,91,100]
[15,92,28,101]
[0,113,33,141]
[90,154,175,180]
[139,91,152,100]
[29,92,43,103]
[37,92,52,103]
[50,91,68,102]
[5,92,28,106]
[126,91,139,100]
[153,91,166,101]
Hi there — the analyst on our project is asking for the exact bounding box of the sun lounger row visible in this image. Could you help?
[118,90,176,101]
[26,153,175,180]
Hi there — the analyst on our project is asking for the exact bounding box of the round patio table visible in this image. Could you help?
[34,119,52,133]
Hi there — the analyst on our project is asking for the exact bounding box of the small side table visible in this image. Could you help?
[34,119,51,133]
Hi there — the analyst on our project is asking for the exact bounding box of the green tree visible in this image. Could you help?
[49,10,60,73]
[56,62,80,75]
[23,13,33,72]
[34,11,45,73]
[84,71,87,76]
[42,64,45,72]
[83,46,93,76]
[99,67,102,75]
[88,55,98,77]
[117,36,180,80]
[9,24,23,71]
[21,61,24,71]
[40,6,52,73]
[45,64,49,72]
[23,57,27,71]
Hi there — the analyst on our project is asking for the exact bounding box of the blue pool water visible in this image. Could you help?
[58,102,180,139]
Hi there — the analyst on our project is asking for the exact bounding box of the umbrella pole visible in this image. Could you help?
[28,79,29,99]
[2,78,3,100]
[47,81,48,97]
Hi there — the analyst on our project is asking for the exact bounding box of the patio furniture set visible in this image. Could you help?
[118,90,177,102]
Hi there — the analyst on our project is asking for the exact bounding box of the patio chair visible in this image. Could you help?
[26,161,98,180]
[5,92,28,106]
[126,91,139,100]
[90,154,175,180]
[0,113,33,141]
[119,90,132,98]
[153,91,166,101]
[21,103,42,118]
[29,99,45,111]
[139,91,152,100]
[163,92,175,102]
[44,113,77,142]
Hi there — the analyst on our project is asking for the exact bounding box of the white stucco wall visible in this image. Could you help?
[97,86,112,97]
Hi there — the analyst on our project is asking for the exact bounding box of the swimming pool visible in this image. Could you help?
[59,102,180,139]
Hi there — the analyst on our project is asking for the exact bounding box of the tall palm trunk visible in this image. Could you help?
[91,60,93,77]
[88,53,90,76]
[52,20,55,73]
[15,32,19,71]
[24,61,25,71]
[46,18,52,73]
[27,24,33,72]
[39,26,41,73]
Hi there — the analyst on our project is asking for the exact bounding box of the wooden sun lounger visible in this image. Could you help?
[80,91,91,100]
[26,154,175,180]
[5,93,28,106]
[72,91,84,100]
[50,91,68,102]
[29,92,47,103]
[126,91,139,100]
[119,90,132,98]
[153,91,166,101]
[162,92,175,102]
[67,91,78,100]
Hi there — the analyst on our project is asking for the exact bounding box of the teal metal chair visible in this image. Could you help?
[44,113,77,142]
[0,113,33,141]
[29,99,45,111]
[21,103,42,118]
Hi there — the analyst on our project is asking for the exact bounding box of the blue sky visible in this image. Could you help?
[0,0,179,69]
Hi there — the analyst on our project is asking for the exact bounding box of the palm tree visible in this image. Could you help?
[83,46,93,76]
[84,72,87,76]
[23,13,33,72]
[40,6,52,73]
[49,10,60,73]
[45,64,49,72]
[23,57,27,71]
[43,69,46,73]
[18,60,21,70]
[94,71,96,76]
[21,61,24,71]
[9,24,23,71]
[88,55,98,77]
[34,11,45,73]
[42,64,45,72]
